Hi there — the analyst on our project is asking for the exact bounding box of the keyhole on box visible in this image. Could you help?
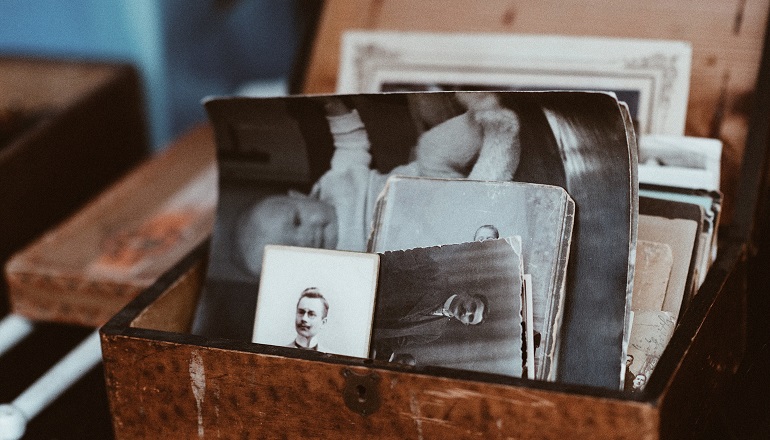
[356,384,367,403]
[342,369,381,416]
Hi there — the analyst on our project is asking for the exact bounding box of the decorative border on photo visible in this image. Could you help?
[338,31,691,135]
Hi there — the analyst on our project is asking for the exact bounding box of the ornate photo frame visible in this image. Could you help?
[337,31,691,135]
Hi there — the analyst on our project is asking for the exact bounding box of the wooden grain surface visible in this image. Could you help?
[103,335,658,439]
[0,58,117,111]
[4,124,217,327]
[100,240,747,439]
[0,58,149,320]
[655,243,747,438]
[303,0,770,223]
[130,257,207,334]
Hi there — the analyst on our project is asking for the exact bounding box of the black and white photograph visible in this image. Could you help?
[193,90,636,389]
[373,238,525,377]
[252,245,379,358]
[337,30,691,135]
[369,176,574,381]
[637,134,722,192]
[624,310,677,393]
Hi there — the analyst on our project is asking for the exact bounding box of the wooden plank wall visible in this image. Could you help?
[302,0,770,224]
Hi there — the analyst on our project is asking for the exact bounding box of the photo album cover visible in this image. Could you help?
[192,90,637,389]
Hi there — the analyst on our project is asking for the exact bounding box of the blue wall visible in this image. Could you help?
[0,0,299,149]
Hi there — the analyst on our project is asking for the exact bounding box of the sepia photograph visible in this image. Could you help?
[624,310,677,393]
[373,238,525,377]
[337,30,691,135]
[252,245,379,358]
[369,176,573,381]
[194,90,636,389]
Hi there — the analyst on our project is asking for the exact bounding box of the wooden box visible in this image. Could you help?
[100,1,770,438]
[0,57,149,315]
[4,124,216,327]
[101,240,747,439]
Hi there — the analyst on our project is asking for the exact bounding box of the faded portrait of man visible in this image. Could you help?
[371,238,528,377]
[372,290,489,360]
[287,287,329,351]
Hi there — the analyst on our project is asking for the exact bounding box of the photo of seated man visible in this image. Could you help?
[373,290,489,359]
[372,238,525,377]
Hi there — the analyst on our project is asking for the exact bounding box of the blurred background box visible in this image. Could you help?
[0,55,149,440]
[0,56,149,316]
[0,0,308,150]
[4,124,215,327]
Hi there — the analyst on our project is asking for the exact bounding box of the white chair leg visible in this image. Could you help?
[0,329,102,440]
[0,314,34,358]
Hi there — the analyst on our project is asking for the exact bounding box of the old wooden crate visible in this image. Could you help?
[0,57,149,315]
[100,238,747,439]
[100,0,770,438]
[4,123,216,327]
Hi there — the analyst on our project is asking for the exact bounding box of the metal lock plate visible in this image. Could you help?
[341,368,381,416]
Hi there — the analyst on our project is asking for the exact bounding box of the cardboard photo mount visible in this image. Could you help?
[254,245,380,358]
[373,237,526,378]
[336,31,692,136]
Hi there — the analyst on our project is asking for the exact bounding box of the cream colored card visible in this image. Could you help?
[632,240,674,311]
[625,310,676,392]
[253,245,380,358]
[637,215,698,317]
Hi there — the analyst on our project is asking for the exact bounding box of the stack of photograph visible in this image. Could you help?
[193,89,641,390]
[626,134,723,392]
